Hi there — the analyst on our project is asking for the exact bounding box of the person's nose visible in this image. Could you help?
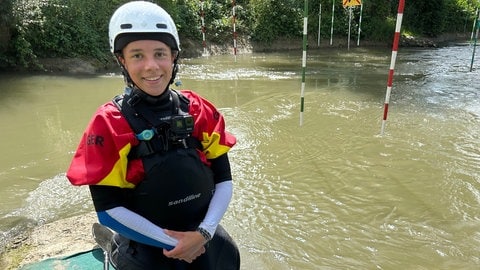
[144,55,159,71]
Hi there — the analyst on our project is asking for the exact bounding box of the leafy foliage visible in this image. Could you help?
[1,0,479,71]
[249,0,303,43]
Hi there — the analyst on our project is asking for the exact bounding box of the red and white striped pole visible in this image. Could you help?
[200,0,207,55]
[380,0,405,135]
[232,0,237,61]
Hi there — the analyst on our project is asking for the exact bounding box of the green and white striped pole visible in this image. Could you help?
[200,0,207,55]
[357,2,363,46]
[471,8,479,44]
[318,3,322,47]
[330,0,335,46]
[470,13,479,72]
[300,0,308,125]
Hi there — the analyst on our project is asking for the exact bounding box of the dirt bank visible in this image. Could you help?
[0,213,98,270]
[35,33,470,75]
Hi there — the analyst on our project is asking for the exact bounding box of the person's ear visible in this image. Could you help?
[118,55,126,66]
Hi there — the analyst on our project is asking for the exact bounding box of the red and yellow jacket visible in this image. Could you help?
[67,90,236,188]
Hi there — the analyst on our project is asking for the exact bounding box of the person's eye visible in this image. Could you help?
[156,51,169,58]
[131,53,142,59]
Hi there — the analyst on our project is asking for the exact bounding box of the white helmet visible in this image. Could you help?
[109,1,180,53]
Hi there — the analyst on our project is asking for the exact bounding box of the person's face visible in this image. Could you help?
[120,40,176,96]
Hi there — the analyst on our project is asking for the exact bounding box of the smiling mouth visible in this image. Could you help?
[144,76,161,81]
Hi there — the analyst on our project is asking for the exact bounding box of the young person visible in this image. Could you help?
[67,1,240,269]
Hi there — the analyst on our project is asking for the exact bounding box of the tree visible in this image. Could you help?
[404,0,446,37]
[1,0,479,71]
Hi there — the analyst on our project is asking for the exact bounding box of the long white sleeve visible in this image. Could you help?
[198,180,233,237]
[98,206,178,250]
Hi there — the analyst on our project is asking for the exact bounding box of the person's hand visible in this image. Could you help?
[162,229,207,263]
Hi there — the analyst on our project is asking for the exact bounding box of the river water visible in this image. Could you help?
[0,45,479,269]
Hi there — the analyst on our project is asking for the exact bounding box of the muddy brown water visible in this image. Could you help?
[1,45,479,269]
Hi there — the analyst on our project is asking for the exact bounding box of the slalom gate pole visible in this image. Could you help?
[380,0,405,136]
[347,6,352,50]
[300,0,308,126]
[318,3,322,47]
[470,14,479,72]
[357,2,363,46]
[201,0,207,55]
[330,0,335,46]
[471,8,479,44]
[232,0,237,62]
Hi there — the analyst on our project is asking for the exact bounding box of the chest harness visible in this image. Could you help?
[113,88,214,230]
[113,88,202,159]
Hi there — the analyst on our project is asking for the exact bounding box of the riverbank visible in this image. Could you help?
[0,212,98,270]
[32,33,471,75]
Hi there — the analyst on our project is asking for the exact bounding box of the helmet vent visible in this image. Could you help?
[156,23,167,29]
[120,24,133,29]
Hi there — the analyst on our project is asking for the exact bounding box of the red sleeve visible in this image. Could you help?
[181,90,236,159]
[66,102,144,187]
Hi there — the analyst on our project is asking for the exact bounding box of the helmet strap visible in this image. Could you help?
[170,51,180,85]
[113,53,135,88]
